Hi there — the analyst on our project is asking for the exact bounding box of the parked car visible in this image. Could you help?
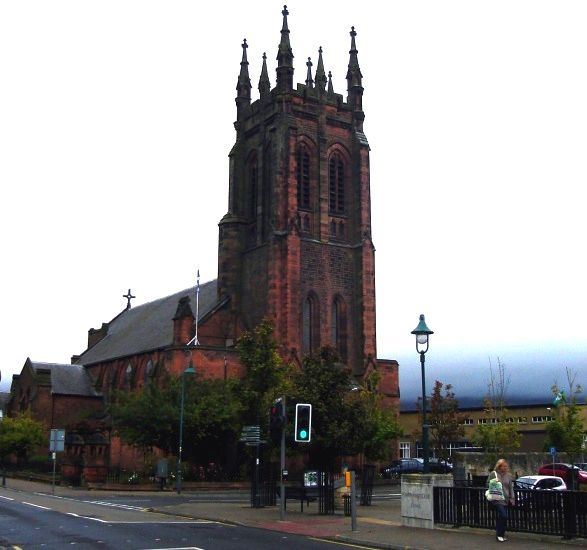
[514,475,567,491]
[514,475,567,509]
[428,458,453,474]
[380,458,424,479]
[537,463,587,486]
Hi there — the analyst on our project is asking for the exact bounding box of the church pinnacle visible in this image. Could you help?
[345,26,364,128]
[259,52,270,99]
[276,5,294,93]
[315,47,327,94]
[236,38,252,102]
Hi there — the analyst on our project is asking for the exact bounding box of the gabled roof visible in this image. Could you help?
[28,360,98,397]
[76,280,220,366]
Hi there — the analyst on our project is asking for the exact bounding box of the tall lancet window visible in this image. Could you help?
[331,295,348,361]
[328,152,345,215]
[296,144,310,210]
[302,292,320,354]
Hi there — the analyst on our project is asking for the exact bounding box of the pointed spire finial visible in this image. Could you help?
[315,46,327,94]
[327,70,334,95]
[236,38,252,98]
[259,52,271,98]
[346,26,364,122]
[276,5,294,92]
[236,38,252,118]
[305,57,314,88]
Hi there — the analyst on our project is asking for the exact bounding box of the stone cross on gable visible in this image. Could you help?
[123,289,136,309]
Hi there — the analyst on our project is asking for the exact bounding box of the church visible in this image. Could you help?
[6,7,399,480]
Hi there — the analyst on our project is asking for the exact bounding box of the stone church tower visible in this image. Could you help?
[6,7,398,477]
[218,7,379,376]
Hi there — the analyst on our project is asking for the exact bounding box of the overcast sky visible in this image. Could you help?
[1,1,585,403]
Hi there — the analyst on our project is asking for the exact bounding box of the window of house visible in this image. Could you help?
[328,152,345,215]
[462,418,473,425]
[400,442,411,458]
[517,416,528,423]
[531,415,552,423]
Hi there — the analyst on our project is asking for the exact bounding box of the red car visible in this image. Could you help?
[538,463,587,486]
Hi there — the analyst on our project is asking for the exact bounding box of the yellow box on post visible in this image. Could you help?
[345,471,351,487]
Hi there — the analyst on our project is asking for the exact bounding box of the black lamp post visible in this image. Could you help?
[176,357,196,494]
[411,314,434,474]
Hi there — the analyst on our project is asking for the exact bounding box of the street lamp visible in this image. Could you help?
[411,314,434,474]
[176,356,196,494]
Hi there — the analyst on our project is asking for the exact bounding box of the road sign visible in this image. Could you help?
[240,425,263,445]
[49,429,65,452]
[550,446,556,456]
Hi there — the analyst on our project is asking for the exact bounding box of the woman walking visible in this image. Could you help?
[487,458,515,542]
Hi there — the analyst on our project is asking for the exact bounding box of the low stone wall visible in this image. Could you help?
[401,474,452,529]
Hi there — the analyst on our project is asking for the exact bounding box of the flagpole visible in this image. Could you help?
[186,269,200,346]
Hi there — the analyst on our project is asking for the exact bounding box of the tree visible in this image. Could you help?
[472,357,520,465]
[236,319,295,424]
[294,347,401,468]
[427,380,465,461]
[109,374,242,468]
[545,367,585,485]
[0,413,45,462]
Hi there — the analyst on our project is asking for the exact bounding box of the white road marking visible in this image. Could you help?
[0,495,14,501]
[66,512,217,525]
[22,501,51,510]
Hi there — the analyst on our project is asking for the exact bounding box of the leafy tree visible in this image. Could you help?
[109,374,242,467]
[0,413,45,462]
[236,319,295,424]
[427,380,465,460]
[294,347,401,468]
[545,368,585,487]
[472,357,520,465]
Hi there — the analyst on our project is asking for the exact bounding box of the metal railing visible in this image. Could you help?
[434,486,587,539]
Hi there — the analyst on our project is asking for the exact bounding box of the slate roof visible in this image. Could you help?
[29,361,98,397]
[77,280,221,366]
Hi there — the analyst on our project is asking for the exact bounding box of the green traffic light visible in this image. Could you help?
[299,430,307,439]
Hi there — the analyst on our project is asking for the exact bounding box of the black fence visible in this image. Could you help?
[434,486,587,539]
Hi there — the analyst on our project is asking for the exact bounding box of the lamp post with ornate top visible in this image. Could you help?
[176,356,196,494]
[412,314,434,474]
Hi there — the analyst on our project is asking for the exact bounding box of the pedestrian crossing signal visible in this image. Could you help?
[294,403,312,442]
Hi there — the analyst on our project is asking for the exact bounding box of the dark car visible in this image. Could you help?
[429,458,453,474]
[380,458,424,479]
[537,463,587,486]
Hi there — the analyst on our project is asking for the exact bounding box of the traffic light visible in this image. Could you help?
[269,398,285,445]
[294,403,312,442]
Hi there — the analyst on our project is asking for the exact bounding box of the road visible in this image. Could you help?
[0,488,383,549]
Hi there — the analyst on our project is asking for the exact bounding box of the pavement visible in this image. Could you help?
[2,477,587,549]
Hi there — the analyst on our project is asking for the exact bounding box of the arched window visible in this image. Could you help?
[302,293,320,355]
[296,144,310,210]
[329,152,345,214]
[125,363,133,389]
[331,295,348,361]
[144,360,154,383]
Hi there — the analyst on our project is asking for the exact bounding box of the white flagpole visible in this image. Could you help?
[187,269,200,346]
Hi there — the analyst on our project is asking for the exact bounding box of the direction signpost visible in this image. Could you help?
[240,425,264,507]
[49,429,65,495]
